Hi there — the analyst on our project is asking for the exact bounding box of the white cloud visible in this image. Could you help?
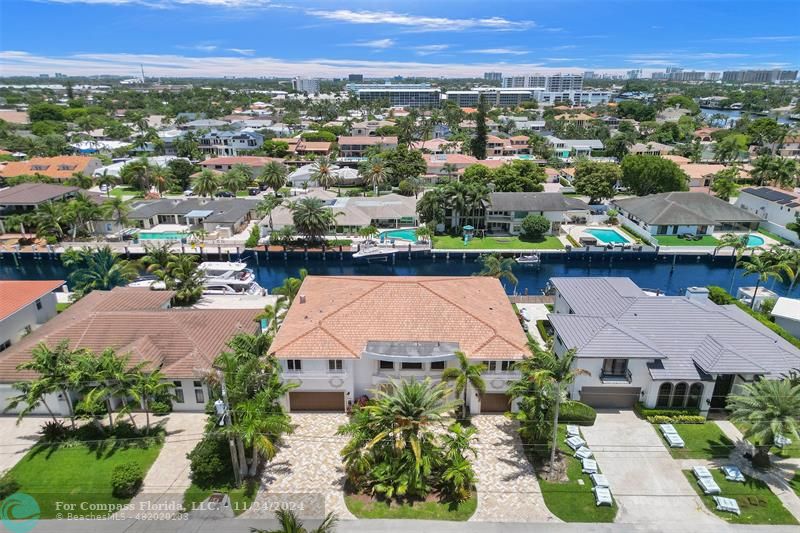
[703,35,800,43]
[412,44,450,56]
[351,39,396,50]
[227,48,255,56]
[468,48,529,55]
[305,9,534,32]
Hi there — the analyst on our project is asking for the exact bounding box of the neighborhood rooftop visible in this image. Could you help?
[0,280,65,322]
[613,192,761,226]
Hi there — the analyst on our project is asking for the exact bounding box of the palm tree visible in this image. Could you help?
[416,189,444,226]
[272,269,308,305]
[82,348,146,429]
[442,163,458,182]
[357,225,377,240]
[66,172,93,190]
[61,246,139,298]
[441,351,486,419]
[101,196,130,230]
[739,253,793,308]
[139,242,175,272]
[132,369,174,434]
[477,253,518,288]
[232,389,294,476]
[151,164,170,197]
[95,169,116,197]
[34,201,67,240]
[259,161,289,193]
[159,253,204,306]
[310,155,336,190]
[192,169,220,198]
[220,165,251,195]
[65,192,102,239]
[716,233,750,292]
[5,213,33,240]
[254,509,337,533]
[289,197,338,243]
[257,194,284,232]
[120,158,154,192]
[359,157,388,196]
[414,225,432,243]
[748,155,797,188]
[727,378,800,467]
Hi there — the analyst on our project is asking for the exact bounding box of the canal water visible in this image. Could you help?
[2,251,800,299]
[700,107,797,127]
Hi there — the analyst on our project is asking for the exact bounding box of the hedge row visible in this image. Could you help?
[634,403,700,418]
[647,414,706,424]
[560,401,597,425]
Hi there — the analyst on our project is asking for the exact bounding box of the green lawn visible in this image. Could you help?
[789,472,800,498]
[654,235,720,247]
[538,426,617,522]
[183,481,257,516]
[656,423,735,460]
[756,229,794,246]
[683,470,798,525]
[345,493,477,520]
[5,439,162,518]
[56,302,71,313]
[109,186,142,200]
[433,235,564,250]
[732,422,800,458]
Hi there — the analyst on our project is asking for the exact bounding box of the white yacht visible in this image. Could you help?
[197,261,264,295]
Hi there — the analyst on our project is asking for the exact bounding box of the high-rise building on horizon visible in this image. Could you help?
[668,71,706,82]
[722,69,798,83]
[483,72,502,81]
[583,71,597,80]
[626,69,642,79]
[292,77,321,93]
[348,74,364,82]
[501,73,583,91]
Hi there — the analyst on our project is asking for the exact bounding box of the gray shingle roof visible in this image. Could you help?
[129,198,257,224]
[549,277,800,380]
[488,192,590,213]
[613,192,760,226]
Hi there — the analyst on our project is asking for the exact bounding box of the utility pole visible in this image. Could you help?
[216,369,242,487]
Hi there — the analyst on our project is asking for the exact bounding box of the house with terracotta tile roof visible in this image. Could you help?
[0,156,102,181]
[0,280,65,353]
[0,287,262,415]
[269,276,528,413]
[199,156,281,175]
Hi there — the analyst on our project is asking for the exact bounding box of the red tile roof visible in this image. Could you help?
[200,156,279,167]
[270,276,528,361]
[0,156,100,180]
[0,280,65,321]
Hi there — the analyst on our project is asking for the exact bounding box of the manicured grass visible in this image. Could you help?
[344,493,477,520]
[56,302,71,313]
[732,422,800,458]
[683,469,798,525]
[109,186,142,200]
[538,425,617,523]
[618,225,647,244]
[656,423,735,460]
[757,228,793,246]
[183,480,257,516]
[6,439,162,518]
[433,235,564,250]
[789,472,800,498]
[654,235,720,247]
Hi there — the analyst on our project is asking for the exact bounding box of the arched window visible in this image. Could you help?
[687,383,704,408]
[671,382,688,408]
[656,383,672,408]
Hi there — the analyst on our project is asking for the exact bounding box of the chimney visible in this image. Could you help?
[685,287,709,302]
[299,294,306,304]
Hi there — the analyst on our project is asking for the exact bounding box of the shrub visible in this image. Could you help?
[244,225,260,248]
[111,462,144,498]
[39,420,69,442]
[187,435,232,488]
[536,319,552,341]
[520,214,551,240]
[150,400,172,416]
[0,475,20,499]
[647,414,706,424]
[111,421,141,440]
[397,179,414,197]
[707,285,735,305]
[560,401,597,425]
[634,403,700,418]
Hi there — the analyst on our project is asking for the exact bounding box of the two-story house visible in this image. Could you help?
[199,131,264,157]
[337,136,398,160]
[457,192,590,235]
[0,280,64,353]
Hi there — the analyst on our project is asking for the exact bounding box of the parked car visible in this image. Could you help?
[215,191,234,198]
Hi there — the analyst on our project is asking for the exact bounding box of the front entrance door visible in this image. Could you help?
[710,374,735,410]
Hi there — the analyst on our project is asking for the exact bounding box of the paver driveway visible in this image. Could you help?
[245,413,354,520]
[0,416,51,474]
[580,410,720,525]
[469,415,557,522]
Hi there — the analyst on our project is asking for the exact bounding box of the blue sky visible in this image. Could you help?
[0,0,798,77]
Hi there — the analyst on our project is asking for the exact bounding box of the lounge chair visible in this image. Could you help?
[566,435,586,450]
[593,486,613,506]
[697,476,721,495]
[581,458,598,474]
[692,466,713,480]
[566,425,580,437]
[721,465,745,482]
[574,446,593,459]
[659,423,678,435]
[663,432,685,448]
[713,496,741,515]
[775,435,793,448]
[590,473,610,488]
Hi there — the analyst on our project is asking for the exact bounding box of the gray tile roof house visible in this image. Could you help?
[488,192,590,212]
[548,277,800,381]
[612,192,760,227]
[129,198,258,232]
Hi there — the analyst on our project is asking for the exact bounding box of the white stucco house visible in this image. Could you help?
[0,280,64,353]
[735,186,800,244]
[771,297,800,339]
[547,277,800,416]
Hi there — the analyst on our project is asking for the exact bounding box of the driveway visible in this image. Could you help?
[244,413,354,520]
[580,410,720,525]
[0,416,50,474]
[469,415,557,522]
[516,303,550,347]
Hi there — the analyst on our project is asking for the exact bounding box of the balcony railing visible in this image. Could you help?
[600,368,632,383]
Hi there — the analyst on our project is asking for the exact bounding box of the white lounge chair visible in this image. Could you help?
[664,432,685,448]
[697,476,721,495]
[721,465,745,482]
[713,496,741,515]
[590,473,610,488]
[566,435,586,450]
[593,486,613,506]
[574,446,593,459]
[581,458,598,474]
[566,425,580,437]
[659,423,678,435]
[692,466,713,479]
[775,435,793,448]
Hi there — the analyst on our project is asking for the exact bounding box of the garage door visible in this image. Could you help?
[480,393,511,413]
[289,392,345,412]
[580,387,640,408]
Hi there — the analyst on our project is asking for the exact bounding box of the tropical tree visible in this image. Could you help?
[253,509,337,533]
[5,213,33,240]
[476,253,518,288]
[357,225,377,240]
[101,196,131,229]
[65,192,103,239]
[61,246,139,298]
[727,378,800,467]
[414,225,432,242]
[289,197,338,242]
[192,169,220,197]
[220,165,251,195]
[739,252,794,308]
[81,348,146,430]
[34,201,67,240]
[441,351,486,419]
[161,253,205,306]
[132,369,174,434]
[139,242,175,272]
[65,172,93,190]
[751,155,798,188]
[257,194,284,233]
[272,269,308,305]
[310,155,336,190]
[710,167,739,201]
[120,158,154,192]
[95,169,117,196]
[715,232,750,291]
[359,157,388,196]
[416,189,444,226]
[258,161,289,193]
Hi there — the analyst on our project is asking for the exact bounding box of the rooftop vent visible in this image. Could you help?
[299,294,306,304]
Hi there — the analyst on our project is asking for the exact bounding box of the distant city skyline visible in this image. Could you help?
[1,0,798,78]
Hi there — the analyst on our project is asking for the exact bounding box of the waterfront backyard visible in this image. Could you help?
[432,235,564,250]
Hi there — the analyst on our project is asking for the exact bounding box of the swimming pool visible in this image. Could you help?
[379,229,418,242]
[585,228,629,244]
[138,231,188,241]
[747,235,765,247]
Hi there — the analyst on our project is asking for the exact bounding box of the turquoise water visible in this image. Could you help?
[139,232,188,241]
[586,229,629,244]
[747,235,765,247]
[380,229,418,242]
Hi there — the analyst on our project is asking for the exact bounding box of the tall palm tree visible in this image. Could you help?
[101,196,130,230]
[310,155,336,190]
[5,213,33,240]
[61,246,139,298]
[259,161,288,193]
[445,181,470,229]
[161,253,204,306]
[139,242,175,273]
[65,192,102,239]
[748,155,797,188]
[441,351,486,419]
[727,378,800,467]
[150,164,170,197]
[257,194,284,232]
[272,269,308,305]
[220,166,250,196]
[476,253,518,288]
[416,189,444,226]
[132,369,174,435]
[34,201,67,240]
[192,169,220,198]
[66,172,94,190]
[82,348,146,429]
[254,509,337,533]
[739,253,793,308]
[359,157,388,196]
[289,197,338,242]
[715,232,749,291]
[232,389,294,476]
[95,169,116,197]
[120,158,154,193]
